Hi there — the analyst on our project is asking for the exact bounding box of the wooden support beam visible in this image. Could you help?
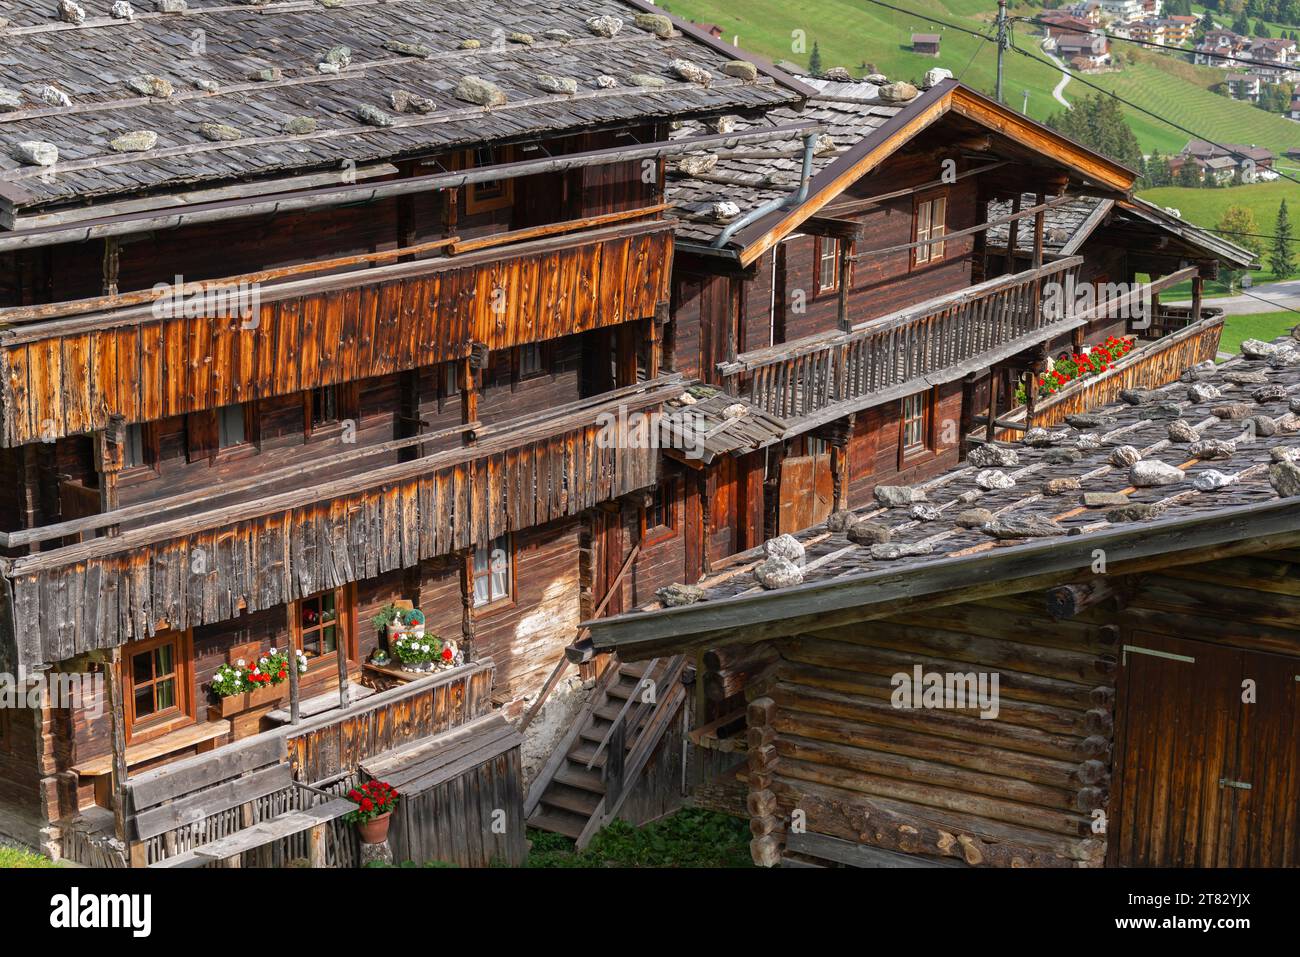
[836,238,854,332]
[461,359,478,446]
[1045,578,1122,620]
[459,548,477,661]
[101,238,119,297]
[106,648,129,844]
[1004,194,1022,276]
[447,203,669,255]
[287,620,301,725]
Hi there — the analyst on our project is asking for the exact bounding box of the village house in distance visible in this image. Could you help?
[0,0,1278,871]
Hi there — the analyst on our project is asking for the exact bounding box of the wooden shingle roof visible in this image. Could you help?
[0,0,805,209]
[588,335,1300,654]
[667,78,909,247]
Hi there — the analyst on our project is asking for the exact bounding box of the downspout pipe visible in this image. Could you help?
[711,131,820,250]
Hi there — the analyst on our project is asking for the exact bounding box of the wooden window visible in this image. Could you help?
[913,195,947,266]
[900,391,931,458]
[294,588,349,668]
[518,342,544,378]
[217,404,247,449]
[312,386,339,426]
[123,631,193,743]
[123,424,146,469]
[464,147,514,215]
[641,478,679,545]
[306,384,358,436]
[472,534,513,608]
[817,238,840,292]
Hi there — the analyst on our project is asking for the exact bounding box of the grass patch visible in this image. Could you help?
[0,846,57,868]
[1220,311,1298,358]
[524,808,753,868]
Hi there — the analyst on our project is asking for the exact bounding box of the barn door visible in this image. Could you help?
[777,452,833,534]
[1111,632,1300,866]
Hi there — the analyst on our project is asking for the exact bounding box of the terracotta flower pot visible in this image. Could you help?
[356,812,392,845]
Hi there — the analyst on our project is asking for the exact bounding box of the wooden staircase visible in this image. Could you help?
[525,654,688,849]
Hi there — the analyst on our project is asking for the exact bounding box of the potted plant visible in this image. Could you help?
[402,608,426,638]
[391,632,442,672]
[208,648,309,715]
[345,780,400,844]
[370,603,404,640]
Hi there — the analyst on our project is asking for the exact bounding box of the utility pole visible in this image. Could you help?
[995,0,1008,104]
[1022,88,1029,113]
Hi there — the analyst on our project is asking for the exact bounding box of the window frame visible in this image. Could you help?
[517,342,546,380]
[899,390,934,464]
[640,477,680,547]
[121,630,194,744]
[816,237,840,293]
[290,585,355,674]
[912,193,948,267]
[471,534,515,609]
[305,384,358,438]
[463,147,515,215]
[119,422,162,479]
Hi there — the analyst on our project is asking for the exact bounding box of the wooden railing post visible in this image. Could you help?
[604,718,626,808]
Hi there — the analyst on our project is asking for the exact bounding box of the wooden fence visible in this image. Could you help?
[997,311,1225,438]
[718,258,1083,425]
[2,384,667,669]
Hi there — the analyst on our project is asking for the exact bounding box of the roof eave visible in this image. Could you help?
[586,496,1300,658]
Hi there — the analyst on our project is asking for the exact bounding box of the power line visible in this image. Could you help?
[1007,40,1300,190]
[1011,14,1300,73]
[859,0,996,41]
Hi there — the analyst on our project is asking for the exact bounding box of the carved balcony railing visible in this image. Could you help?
[717,257,1086,429]
[0,378,679,670]
[0,212,673,446]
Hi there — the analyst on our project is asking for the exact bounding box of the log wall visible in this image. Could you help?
[759,593,1117,867]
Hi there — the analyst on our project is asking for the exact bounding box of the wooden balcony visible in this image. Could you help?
[717,257,1085,431]
[0,214,673,446]
[0,379,678,670]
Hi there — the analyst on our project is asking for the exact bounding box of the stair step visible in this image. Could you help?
[579,714,646,744]
[604,678,643,702]
[554,764,606,794]
[539,783,601,817]
[567,741,608,768]
[527,808,585,840]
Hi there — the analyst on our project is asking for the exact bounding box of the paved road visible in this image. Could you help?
[1167,278,1300,315]
[1042,43,1072,109]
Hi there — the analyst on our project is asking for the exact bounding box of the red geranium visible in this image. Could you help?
[344,780,401,825]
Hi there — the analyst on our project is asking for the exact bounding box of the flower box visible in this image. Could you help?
[210,682,285,717]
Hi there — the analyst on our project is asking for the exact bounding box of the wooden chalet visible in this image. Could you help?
[615,73,1250,589]
[0,0,816,863]
[520,74,1253,844]
[586,335,1300,868]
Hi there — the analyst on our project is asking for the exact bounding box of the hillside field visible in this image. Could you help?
[664,0,1300,156]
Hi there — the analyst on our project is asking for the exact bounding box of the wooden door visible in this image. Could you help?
[1222,648,1300,866]
[1111,632,1300,866]
[778,452,833,534]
